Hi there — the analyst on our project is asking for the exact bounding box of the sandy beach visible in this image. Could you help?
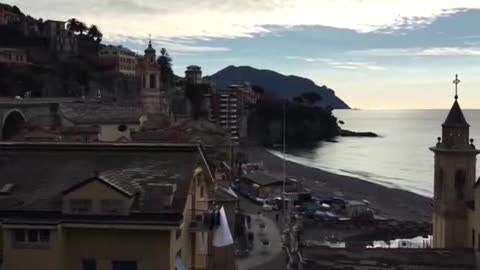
[245,147,433,223]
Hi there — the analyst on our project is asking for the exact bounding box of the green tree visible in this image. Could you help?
[157,48,174,86]
[87,24,103,42]
[66,18,88,34]
[301,91,322,106]
[293,96,304,104]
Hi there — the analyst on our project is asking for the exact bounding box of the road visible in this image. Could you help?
[236,195,286,270]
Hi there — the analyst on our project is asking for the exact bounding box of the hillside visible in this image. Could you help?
[205,65,350,109]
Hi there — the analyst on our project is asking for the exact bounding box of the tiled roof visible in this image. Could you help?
[62,170,139,198]
[0,143,212,224]
[242,171,284,186]
[215,186,238,202]
[59,103,143,124]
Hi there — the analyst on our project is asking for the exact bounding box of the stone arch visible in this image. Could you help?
[1,109,26,140]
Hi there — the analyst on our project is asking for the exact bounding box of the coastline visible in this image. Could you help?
[245,147,432,222]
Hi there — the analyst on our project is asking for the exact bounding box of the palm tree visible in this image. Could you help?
[87,25,103,42]
[66,18,78,32]
[77,21,88,35]
[66,18,88,35]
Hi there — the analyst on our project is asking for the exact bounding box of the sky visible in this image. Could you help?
[6,0,480,109]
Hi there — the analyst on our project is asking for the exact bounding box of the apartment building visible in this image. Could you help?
[0,143,217,270]
[42,20,78,56]
[212,89,240,143]
[0,48,28,65]
[0,3,20,25]
[185,65,202,84]
[99,45,137,76]
[210,84,259,144]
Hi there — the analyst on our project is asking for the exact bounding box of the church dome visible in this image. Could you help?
[144,39,156,54]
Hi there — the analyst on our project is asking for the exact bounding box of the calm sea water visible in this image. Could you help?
[271,109,480,198]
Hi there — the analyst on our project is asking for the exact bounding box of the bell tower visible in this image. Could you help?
[430,75,479,248]
[138,36,164,115]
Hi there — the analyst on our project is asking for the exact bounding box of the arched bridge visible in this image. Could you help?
[0,98,81,140]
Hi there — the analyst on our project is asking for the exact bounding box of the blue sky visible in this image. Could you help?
[7,0,480,108]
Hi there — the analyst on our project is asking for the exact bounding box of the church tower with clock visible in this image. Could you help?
[430,75,480,248]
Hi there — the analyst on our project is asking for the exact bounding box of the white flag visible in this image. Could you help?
[212,206,234,247]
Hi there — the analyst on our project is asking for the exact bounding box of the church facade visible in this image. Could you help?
[431,75,480,249]
[136,39,167,115]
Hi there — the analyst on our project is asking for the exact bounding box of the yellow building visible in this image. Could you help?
[431,76,480,249]
[99,45,137,76]
[0,143,217,270]
[59,103,145,142]
[0,48,28,65]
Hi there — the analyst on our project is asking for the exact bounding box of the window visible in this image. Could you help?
[118,124,128,132]
[101,199,123,214]
[478,233,480,250]
[28,230,38,242]
[13,229,50,244]
[39,230,50,242]
[473,229,476,248]
[112,261,137,270]
[455,170,466,200]
[150,74,156,88]
[70,199,92,213]
[200,185,205,198]
[435,169,443,200]
[82,258,96,270]
[15,229,26,242]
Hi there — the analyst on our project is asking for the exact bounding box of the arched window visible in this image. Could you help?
[150,74,156,89]
[117,124,127,132]
[455,170,466,200]
[436,169,444,200]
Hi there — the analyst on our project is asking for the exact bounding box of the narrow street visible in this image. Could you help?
[236,195,286,270]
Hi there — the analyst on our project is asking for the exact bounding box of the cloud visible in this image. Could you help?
[348,47,480,56]
[286,56,386,70]
[7,0,480,39]
[106,35,230,54]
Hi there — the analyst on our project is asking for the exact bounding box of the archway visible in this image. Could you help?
[2,110,26,140]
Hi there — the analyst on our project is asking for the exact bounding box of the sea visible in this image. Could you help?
[269,109,480,198]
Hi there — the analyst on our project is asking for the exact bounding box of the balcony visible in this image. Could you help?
[220,98,238,102]
[220,109,238,113]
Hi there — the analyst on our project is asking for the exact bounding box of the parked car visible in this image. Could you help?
[254,197,265,205]
[262,203,273,211]
[264,198,280,210]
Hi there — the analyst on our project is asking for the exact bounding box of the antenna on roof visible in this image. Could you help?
[282,99,287,224]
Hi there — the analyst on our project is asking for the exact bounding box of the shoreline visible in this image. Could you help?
[245,147,432,222]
